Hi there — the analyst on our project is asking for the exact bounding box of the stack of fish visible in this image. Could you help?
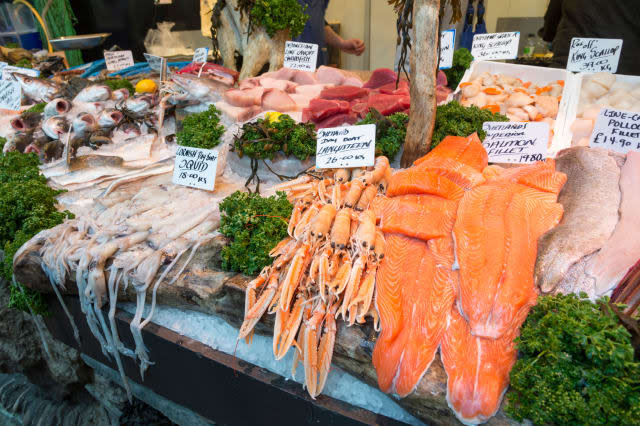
[371,134,566,423]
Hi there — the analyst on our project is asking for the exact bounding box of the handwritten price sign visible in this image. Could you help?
[0,80,21,110]
[439,29,456,69]
[172,146,218,190]
[2,65,39,81]
[104,50,135,71]
[482,121,549,164]
[284,41,319,71]
[193,47,209,63]
[567,38,623,73]
[316,124,375,169]
[590,108,640,154]
[471,32,520,61]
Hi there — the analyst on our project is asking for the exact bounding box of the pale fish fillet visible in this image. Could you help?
[586,151,640,296]
[535,147,622,295]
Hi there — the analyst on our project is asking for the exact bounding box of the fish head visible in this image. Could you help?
[12,73,60,103]
[120,121,141,136]
[170,73,210,98]
[112,88,130,102]
[72,112,98,135]
[74,84,112,102]
[42,116,70,140]
[10,116,27,132]
[124,95,154,114]
[98,109,124,128]
[44,98,72,118]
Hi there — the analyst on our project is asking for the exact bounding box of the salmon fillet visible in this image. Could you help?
[414,134,488,172]
[492,159,567,194]
[415,156,486,189]
[387,168,465,200]
[373,234,456,396]
[371,195,457,242]
[441,307,523,424]
[454,180,563,338]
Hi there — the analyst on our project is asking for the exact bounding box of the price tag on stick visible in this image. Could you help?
[284,41,318,71]
[439,29,456,69]
[172,146,219,191]
[0,80,22,110]
[316,124,376,169]
[590,107,640,154]
[471,32,520,61]
[193,47,209,63]
[482,121,549,164]
[143,53,165,72]
[567,38,623,73]
[104,50,135,71]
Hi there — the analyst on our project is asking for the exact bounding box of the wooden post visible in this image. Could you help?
[401,0,440,167]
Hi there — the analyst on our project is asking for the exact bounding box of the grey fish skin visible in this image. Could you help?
[12,73,61,103]
[72,113,98,137]
[42,116,70,140]
[124,95,154,115]
[111,88,130,102]
[535,147,622,295]
[73,85,112,103]
[44,98,72,120]
[170,73,227,103]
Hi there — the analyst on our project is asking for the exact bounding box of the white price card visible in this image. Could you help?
[0,80,22,110]
[567,38,623,73]
[471,32,520,61]
[284,41,318,71]
[172,146,218,191]
[439,29,456,69]
[193,47,209,63]
[590,108,640,154]
[2,65,39,81]
[0,62,7,77]
[482,121,549,164]
[316,124,376,169]
[104,50,135,71]
[143,53,166,73]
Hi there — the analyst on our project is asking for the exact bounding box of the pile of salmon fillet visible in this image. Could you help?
[371,134,567,423]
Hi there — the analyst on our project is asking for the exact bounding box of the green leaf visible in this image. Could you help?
[177,105,226,150]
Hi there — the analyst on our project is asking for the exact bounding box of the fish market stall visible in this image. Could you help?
[1,0,639,425]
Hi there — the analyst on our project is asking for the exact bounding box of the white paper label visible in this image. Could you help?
[172,146,218,191]
[482,121,549,164]
[2,65,40,81]
[590,108,640,153]
[439,29,456,69]
[316,124,376,169]
[104,50,135,71]
[143,53,166,74]
[193,47,209,63]
[0,80,22,110]
[284,41,319,71]
[471,32,520,61]
[567,38,623,73]
[0,62,7,77]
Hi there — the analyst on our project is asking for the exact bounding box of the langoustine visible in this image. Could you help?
[238,156,391,398]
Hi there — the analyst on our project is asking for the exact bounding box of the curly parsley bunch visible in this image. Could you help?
[250,0,309,38]
[506,294,640,425]
[219,191,292,275]
[432,101,508,148]
[177,105,225,150]
[356,110,408,160]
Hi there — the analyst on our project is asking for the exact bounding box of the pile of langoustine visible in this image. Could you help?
[371,134,567,423]
[237,156,392,398]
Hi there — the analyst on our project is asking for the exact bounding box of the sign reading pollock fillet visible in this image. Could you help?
[590,107,640,153]
[283,41,318,71]
[172,146,218,191]
[193,47,209,63]
[439,29,456,69]
[316,124,376,169]
[104,50,135,71]
[0,80,21,110]
[567,38,623,73]
[471,32,520,61]
[482,121,549,164]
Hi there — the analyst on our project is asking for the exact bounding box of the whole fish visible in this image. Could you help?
[170,73,227,103]
[98,109,124,129]
[43,116,70,140]
[44,98,72,120]
[73,84,112,102]
[112,88,130,102]
[3,132,31,153]
[72,113,98,137]
[12,73,61,103]
[124,95,154,115]
[10,111,41,132]
[43,140,64,162]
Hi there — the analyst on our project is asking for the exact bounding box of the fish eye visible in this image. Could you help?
[24,77,32,82]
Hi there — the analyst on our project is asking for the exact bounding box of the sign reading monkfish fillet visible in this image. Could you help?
[172,146,218,191]
[284,41,318,71]
[316,124,376,169]
[482,121,549,164]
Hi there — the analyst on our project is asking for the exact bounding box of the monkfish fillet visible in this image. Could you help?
[373,234,455,396]
[454,179,564,338]
[441,307,523,424]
